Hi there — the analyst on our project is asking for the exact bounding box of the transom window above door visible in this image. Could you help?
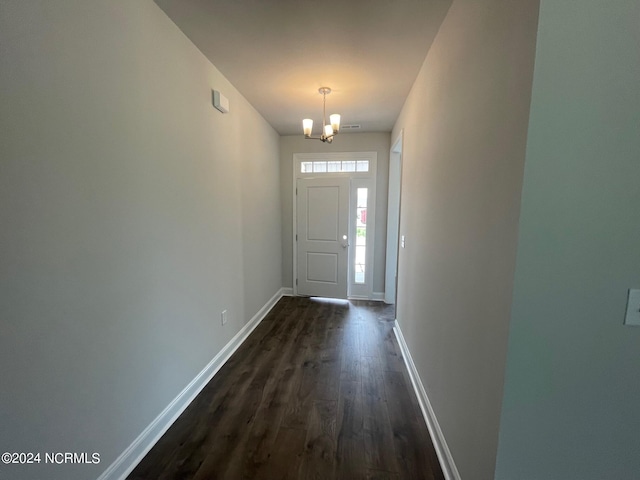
[301,160,369,173]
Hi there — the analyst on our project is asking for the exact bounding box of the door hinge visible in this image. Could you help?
[296,278,298,285]
[296,234,298,241]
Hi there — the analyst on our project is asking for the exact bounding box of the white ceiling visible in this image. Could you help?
[153,0,452,135]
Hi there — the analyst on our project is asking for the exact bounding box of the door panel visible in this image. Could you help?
[297,177,349,298]
[307,253,338,282]
[307,186,340,240]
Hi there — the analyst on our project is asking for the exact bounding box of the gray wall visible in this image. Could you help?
[280,133,391,295]
[0,2,281,479]
[495,1,640,478]
[390,0,539,478]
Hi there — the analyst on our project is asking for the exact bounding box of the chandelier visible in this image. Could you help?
[302,87,341,143]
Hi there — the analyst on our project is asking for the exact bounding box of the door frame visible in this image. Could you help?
[385,130,403,304]
[293,152,377,299]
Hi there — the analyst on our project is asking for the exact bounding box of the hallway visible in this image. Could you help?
[129,296,444,479]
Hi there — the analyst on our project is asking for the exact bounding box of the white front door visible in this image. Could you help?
[296,177,349,299]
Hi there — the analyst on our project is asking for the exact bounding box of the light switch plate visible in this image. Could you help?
[624,289,640,326]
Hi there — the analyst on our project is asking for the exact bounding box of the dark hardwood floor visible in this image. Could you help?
[128,296,444,480]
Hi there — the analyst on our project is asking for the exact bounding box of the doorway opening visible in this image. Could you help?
[385,131,403,312]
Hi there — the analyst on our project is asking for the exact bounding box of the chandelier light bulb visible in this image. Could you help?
[303,119,313,137]
[330,114,341,134]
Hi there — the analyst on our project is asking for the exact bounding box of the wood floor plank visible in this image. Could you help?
[240,365,297,478]
[362,368,399,474]
[366,470,401,480]
[384,369,444,480]
[336,379,365,479]
[250,426,306,480]
[128,296,444,480]
[381,326,407,373]
[313,354,341,402]
[299,399,338,480]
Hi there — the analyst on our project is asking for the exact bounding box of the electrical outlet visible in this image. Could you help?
[221,309,228,326]
[624,289,640,326]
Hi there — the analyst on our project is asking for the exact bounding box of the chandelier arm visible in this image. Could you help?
[304,135,334,143]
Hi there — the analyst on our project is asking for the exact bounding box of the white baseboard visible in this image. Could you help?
[281,287,294,296]
[372,291,385,301]
[393,320,461,480]
[97,287,288,480]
